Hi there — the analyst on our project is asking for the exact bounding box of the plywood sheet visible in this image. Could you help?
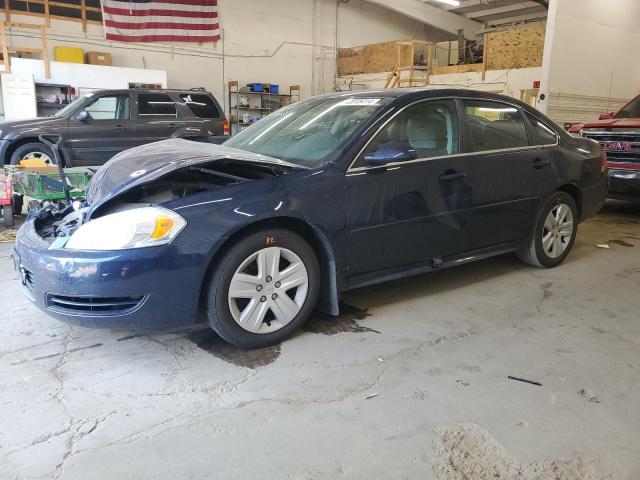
[431,64,483,75]
[486,25,545,70]
[338,40,419,75]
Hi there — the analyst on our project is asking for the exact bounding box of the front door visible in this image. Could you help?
[68,93,133,165]
[345,99,468,277]
[133,92,187,146]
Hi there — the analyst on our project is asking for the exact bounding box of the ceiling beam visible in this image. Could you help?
[450,0,530,15]
[484,12,548,26]
[465,2,542,19]
[472,5,547,22]
[364,0,483,40]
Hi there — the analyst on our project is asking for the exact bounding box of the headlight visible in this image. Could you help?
[65,206,186,251]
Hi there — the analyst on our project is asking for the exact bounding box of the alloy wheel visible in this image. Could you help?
[227,246,309,334]
[542,203,574,259]
[21,151,54,165]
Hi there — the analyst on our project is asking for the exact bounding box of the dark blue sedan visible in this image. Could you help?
[13,88,607,348]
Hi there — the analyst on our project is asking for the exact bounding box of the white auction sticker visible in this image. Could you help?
[338,98,381,106]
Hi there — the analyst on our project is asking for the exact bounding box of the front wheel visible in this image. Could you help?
[517,191,578,268]
[206,229,320,349]
[10,142,56,166]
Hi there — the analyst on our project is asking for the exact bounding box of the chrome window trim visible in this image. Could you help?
[346,96,560,173]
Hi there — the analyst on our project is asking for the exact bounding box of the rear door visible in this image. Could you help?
[179,92,225,136]
[455,98,557,250]
[133,92,187,146]
[68,93,133,165]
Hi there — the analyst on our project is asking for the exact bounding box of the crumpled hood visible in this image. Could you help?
[86,138,298,211]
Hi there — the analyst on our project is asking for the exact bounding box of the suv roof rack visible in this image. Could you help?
[189,87,207,91]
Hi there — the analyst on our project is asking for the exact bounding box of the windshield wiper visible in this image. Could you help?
[189,166,250,183]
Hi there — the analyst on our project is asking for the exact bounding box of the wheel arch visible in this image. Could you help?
[198,216,340,318]
[556,183,582,218]
[4,137,67,165]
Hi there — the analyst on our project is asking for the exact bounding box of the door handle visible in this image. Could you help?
[439,170,467,181]
[114,124,127,131]
[531,158,551,169]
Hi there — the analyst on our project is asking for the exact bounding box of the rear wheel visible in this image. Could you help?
[206,229,320,349]
[10,142,56,166]
[517,191,578,268]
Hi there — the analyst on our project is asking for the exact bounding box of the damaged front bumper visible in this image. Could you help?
[13,217,210,330]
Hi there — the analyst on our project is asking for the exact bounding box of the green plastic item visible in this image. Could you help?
[4,165,93,203]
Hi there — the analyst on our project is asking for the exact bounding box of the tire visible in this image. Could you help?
[10,142,56,166]
[2,204,14,228]
[206,229,320,349]
[12,195,23,215]
[517,191,578,268]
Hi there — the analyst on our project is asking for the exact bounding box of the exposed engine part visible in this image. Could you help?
[34,159,292,242]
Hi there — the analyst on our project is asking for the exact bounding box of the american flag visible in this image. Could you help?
[101,0,220,43]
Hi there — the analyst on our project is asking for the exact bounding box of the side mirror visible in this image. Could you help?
[77,110,91,122]
[364,141,417,166]
[598,112,614,120]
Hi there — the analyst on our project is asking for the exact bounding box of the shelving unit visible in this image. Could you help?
[35,83,75,117]
[228,80,300,135]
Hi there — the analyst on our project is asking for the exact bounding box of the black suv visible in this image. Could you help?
[0,88,227,166]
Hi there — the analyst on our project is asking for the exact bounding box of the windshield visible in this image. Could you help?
[55,93,94,117]
[615,95,640,119]
[224,96,392,167]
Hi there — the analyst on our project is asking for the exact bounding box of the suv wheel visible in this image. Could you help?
[206,229,320,349]
[10,142,56,165]
[517,191,578,268]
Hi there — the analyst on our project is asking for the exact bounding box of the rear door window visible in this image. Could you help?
[180,93,221,119]
[462,100,529,152]
[85,95,129,120]
[526,113,558,145]
[137,93,177,117]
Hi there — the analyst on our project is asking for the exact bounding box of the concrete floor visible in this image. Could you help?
[1,202,639,479]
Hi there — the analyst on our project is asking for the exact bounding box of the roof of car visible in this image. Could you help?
[88,88,211,95]
[311,87,519,102]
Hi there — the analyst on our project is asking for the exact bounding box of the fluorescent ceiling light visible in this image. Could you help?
[431,0,461,6]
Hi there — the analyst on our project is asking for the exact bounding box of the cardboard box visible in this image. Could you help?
[53,46,84,64]
[86,51,112,66]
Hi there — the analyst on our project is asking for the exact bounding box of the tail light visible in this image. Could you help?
[600,147,608,172]
[223,118,230,136]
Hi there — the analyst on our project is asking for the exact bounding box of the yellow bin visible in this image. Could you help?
[54,46,85,64]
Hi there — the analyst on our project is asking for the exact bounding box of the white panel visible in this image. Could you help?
[1,73,37,121]
[546,92,628,126]
[9,58,167,90]
[539,0,640,116]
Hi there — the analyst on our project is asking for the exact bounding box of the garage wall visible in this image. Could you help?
[0,0,433,117]
[538,0,640,124]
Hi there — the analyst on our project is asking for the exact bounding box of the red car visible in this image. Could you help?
[569,95,640,201]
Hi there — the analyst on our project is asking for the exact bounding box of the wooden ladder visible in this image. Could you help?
[0,21,51,78]
[384,39,434,89]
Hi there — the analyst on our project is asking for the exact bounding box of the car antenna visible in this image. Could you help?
[38,134,71,204]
